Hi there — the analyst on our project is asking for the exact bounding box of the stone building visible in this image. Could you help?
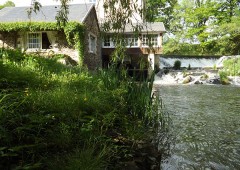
[0,4,102,70]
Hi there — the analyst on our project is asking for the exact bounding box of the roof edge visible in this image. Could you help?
[81,4,95,23]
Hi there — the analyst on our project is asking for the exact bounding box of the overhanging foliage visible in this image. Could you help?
[0,22,59,32]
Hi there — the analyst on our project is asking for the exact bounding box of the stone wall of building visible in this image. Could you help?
[83,7,102,70]
[54,31,79,62]
[0,32,18,49]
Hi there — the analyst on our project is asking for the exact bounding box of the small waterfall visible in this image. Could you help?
[159,55,240,69]
[160,57,219,69]
[160,58,172,68]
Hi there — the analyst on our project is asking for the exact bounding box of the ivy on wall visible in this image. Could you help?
[63,22,85,66]
[0,21,85,65]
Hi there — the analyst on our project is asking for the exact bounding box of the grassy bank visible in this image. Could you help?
[0,49,164,169]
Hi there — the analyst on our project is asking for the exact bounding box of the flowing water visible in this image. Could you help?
[160,57,219,68]
[159,56,240,69]
[157,85,240,170]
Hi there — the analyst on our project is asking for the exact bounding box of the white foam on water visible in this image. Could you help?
[160,55,240,69]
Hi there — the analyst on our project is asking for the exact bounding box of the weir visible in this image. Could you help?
[154,55,240,86]
[158,55,223,69]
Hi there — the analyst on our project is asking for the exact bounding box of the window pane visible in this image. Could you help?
[104,36,110,46]
[28,33,41,49]
[89,34,96,53]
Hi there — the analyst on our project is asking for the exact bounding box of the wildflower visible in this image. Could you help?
[24,88,29,96]
[84,97,87,101]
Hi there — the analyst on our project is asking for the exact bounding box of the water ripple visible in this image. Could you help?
[159,85,240,169]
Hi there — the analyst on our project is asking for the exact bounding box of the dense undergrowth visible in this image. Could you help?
[0,49,164,169]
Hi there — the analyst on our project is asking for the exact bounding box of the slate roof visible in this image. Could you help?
[124,22,166,33]
[103,22,166,33]
[0,4,94,23]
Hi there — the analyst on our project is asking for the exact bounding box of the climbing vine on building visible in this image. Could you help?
[0,21,85,65]
[63,22,85,66]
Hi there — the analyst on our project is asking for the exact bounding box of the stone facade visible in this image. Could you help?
[0,32,18,49]
[82,7,102,70]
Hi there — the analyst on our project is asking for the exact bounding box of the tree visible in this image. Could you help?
[145,0,178,30]
[161,0,240,55]
[217,0,240,22]
[0,1,15,10]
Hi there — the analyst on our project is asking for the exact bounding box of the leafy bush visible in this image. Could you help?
[219,71,230,85]
[173,60,181,70]
[222,57,240,76]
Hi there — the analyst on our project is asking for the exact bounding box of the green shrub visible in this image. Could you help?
[213,64,217,70]
[219,71,230,85]
[222,57,240,76]
[173,60,181,70]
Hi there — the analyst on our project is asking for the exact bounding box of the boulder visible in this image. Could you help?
[206,78,221,84]
[194,80,203,85]
[182,76,193,84]
[156,70,164,78]
[200,74,209,81]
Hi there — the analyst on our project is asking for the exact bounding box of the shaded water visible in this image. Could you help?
[157,85,240,170]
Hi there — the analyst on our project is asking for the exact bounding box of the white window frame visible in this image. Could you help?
[126,35,138,47]
[89,33,97,54]
[150,35,158,47]
[102,36,116,48]
[142,34,159,47]
[142,34,148,47]
[103,36,111,47]
[27,32,42,50]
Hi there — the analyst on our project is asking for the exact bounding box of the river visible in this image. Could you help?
[156,85,240,170]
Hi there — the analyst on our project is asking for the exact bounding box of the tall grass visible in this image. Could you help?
[222,57,240,76]
[0,48,163,169]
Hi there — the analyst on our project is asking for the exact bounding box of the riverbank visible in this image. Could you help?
[0,49,165,169]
